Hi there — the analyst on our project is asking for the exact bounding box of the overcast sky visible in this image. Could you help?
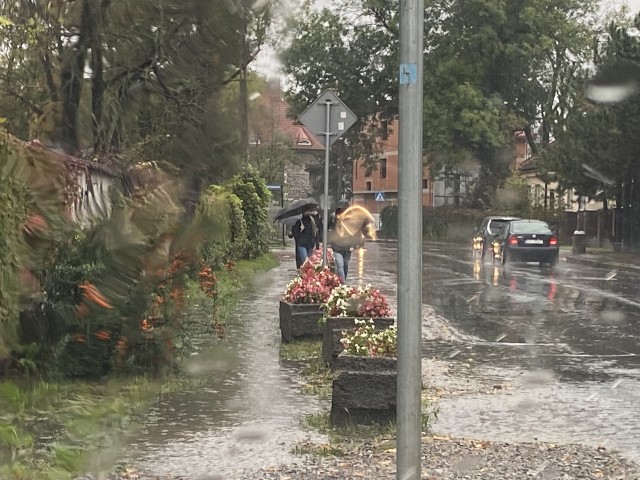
[622,0,640,11]
[254,0,640,80]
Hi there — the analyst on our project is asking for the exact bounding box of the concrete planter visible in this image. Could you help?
[321,316,395,369]
[330,354,397,427]
[279,300,325,343]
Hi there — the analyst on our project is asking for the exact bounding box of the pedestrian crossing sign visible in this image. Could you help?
[375,192,385,202]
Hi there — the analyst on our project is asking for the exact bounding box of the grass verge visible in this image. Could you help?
[298,402,438,459]
[0,252,279,480]
[279,340,333,397]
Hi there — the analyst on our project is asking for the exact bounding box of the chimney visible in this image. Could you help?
[267,78,282,101]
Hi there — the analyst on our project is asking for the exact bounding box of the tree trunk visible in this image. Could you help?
[90,0,105,152]
[523,124,538,155]
[59,0,92,153]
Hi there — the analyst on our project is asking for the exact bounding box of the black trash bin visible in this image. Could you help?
[572,230,586,254]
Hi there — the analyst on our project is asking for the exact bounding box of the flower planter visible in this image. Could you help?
[279,300,325,343]
[330,353,397,427]
[321,316,395,369]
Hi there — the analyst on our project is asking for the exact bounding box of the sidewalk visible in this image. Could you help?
[560,246,640,274]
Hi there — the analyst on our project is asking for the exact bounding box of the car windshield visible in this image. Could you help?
[487,219,510,234]
[511,221,552,235]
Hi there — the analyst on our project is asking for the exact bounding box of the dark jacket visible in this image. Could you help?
[292,214,320,249]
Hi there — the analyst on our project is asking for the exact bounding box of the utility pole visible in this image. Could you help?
[397,0,423,477]
[337,139,344,200]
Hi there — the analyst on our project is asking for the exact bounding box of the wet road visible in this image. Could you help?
[121,242,640,476]
[360,241,640,464]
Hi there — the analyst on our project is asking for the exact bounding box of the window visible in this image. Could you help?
[381,119,388,140]
[354,162,358,180]
[511,221,552,235]
[296,138,311,146]
[422,179,428,189]
[380,159,387,179]
[534,185,542,207]
[366,181,372,191]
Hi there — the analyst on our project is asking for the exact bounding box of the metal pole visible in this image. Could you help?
[397,0,423,476]
[322,99,332,266]
[239,5,249,163]
[281,184,286,246]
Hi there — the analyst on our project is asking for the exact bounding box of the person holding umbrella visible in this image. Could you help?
[274,197,321,268]
[291,207,321,267]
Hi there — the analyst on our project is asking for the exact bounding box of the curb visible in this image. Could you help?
[562,254,640,274]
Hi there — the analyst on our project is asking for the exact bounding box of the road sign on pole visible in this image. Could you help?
[299,90,357,266]
[375,192,385,202]
[299,90,357,146]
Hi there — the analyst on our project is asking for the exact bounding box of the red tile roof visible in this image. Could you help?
[251,83,324,152]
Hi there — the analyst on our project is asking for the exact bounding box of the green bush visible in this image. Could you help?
[379,205,398,239]
[227,167,271,259]
[195,186,249,268]
[380,206,494,242]
[0,137,29,355]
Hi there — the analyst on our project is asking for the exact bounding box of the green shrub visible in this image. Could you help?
[0,136,29,355]
[380,206,495,242]
[379,205,398,239]
[195,186,249,268]
[227,167,271,259]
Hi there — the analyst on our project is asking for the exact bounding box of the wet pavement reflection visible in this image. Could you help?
[122,242,640,475]
[360,241,640,463]
[121,251,326,478]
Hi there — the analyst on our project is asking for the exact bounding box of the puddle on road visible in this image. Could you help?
[420,319,640,464]
[432,368,640,464]
[120,253,326,478]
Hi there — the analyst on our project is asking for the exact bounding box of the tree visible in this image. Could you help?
[0,1,272,182]
[280,0,598,206]
[545,15,640,246]
[280,0,399,161]
[423,0,597,205]
[246,133,297,185]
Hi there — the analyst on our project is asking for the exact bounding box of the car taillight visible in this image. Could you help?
[508,235,518,245]
[549,236,558,246]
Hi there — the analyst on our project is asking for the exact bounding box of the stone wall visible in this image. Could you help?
[284,154,322,201]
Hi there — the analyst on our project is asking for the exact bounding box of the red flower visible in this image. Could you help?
[283,266,341,304]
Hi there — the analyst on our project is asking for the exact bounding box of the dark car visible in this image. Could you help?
[493,219,559,267]
[472,216,520,258]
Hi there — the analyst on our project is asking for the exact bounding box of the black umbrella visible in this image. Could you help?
[276,214,301,226]
[273,197,318,222]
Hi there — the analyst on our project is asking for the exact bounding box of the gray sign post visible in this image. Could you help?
[298,90,357,266]
[397,0,424,476]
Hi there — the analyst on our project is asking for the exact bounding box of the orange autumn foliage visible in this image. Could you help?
[79,282,113,309]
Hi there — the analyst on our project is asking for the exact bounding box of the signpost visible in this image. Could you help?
[299,90,357,266]
[375,192,385,202]
[397,0,424,476]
